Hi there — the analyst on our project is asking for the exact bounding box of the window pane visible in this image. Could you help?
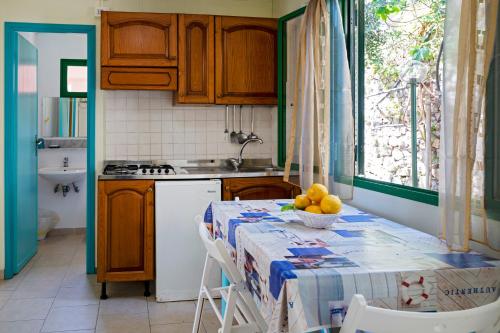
[360,0,445,190]
[67,65,87,93]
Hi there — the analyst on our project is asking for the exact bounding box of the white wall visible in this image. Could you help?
[0,0,275,273]
[350,187,440,236]
[104,91,276,161]
[272,0,307,17]
[38,149,87,229]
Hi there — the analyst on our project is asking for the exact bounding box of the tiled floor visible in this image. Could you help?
[0,232,220,333]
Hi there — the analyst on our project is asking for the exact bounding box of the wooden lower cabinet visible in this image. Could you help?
[222,177,301,201]
[97,180,155,293]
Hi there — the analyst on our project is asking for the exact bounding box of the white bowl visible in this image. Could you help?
[296,210,339,229]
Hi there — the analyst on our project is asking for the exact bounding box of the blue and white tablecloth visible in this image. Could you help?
[205,200,500,333]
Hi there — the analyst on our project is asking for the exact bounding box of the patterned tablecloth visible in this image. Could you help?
[205,200,500,333]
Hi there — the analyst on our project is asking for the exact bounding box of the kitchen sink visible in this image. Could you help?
[180,165,282,174]
[237,166,281,172]
[181,166,232,174]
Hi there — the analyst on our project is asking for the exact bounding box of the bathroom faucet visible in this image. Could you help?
[63,157,69,168]
[227,138,264,170]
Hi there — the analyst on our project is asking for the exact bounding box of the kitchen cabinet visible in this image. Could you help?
[97,180,154,298]
[215,16,278,105]
[177,14,215,104]
[101,11,177,67]
[101,67,177,90]
[222,177,300,201]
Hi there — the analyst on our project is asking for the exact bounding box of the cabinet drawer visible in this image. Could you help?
[101,67,177,90]
[222,177,300,201]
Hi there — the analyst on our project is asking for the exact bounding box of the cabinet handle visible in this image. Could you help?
[147,188,153,192]
[217,94,222,98]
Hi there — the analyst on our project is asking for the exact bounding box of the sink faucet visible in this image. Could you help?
[63,157,69,168]
[227,138,264,170]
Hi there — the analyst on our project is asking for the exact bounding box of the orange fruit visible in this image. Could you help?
[320,195,342,214]
[306,183,328,202]
[305,205,323,214]
[294,194,311,210]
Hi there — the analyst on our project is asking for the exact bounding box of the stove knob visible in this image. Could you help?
[142,169,147,174]
[149,169,154,174]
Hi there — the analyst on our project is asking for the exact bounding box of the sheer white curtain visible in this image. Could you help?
[440,0,499,251]
[284,0,331,190]
[284,0,354,200]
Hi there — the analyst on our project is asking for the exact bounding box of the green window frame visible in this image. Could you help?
[277,6,306,168]
[60,58,87,98]
[351,0,438,206]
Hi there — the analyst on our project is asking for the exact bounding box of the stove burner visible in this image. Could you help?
[104,164,175,176]
[104,164,139,175]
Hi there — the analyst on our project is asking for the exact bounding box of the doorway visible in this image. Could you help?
[4,23,96,278]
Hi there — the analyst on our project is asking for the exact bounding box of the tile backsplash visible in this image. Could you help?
[104,91,277,161]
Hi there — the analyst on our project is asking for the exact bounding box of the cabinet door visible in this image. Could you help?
[97,180,154,282]
[101,67,177,90]
[215,16,278,105]
[223,177,300,201]
[177,14,215,104]
[101,11,177,67]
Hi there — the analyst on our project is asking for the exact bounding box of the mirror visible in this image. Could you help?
[40,97,87,138]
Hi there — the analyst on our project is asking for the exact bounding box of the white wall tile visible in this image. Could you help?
[104,91,277,161]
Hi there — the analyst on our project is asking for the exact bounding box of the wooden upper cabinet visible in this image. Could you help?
[101,11,177,67]
[97,180,154,283]
[215,16,278,105]
[177,14,215,104]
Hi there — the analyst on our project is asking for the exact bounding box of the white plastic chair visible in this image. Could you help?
[193,216,268,333]
[340,294,500,333]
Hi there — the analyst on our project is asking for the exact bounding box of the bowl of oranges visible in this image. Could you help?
[291,183,342,229]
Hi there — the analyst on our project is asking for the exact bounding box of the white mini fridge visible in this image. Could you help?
[155,180,222,302]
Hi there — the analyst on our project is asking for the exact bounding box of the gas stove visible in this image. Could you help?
[103,163,176,176]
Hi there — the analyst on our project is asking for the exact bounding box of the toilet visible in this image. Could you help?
[38,208,60,240]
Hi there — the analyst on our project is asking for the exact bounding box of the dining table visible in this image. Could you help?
[204,199,500,333]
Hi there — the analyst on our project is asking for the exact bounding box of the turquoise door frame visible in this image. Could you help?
[4,22,96,278]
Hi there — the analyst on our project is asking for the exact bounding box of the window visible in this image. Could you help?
[352,0,445,204]
[60,59,87,98]
[277,0,443,205]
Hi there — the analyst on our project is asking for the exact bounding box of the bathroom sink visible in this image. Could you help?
[39,167,86,184]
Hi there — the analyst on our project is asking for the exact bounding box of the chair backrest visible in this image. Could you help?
[340,294,500,333]
[196,216,245,285]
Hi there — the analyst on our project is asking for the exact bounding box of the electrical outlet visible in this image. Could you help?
[95,7,109,17]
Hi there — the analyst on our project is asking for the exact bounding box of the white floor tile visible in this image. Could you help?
[53,286,100,307]
[148,300,196,325]
[0,298,53,321]
[96,313,150,333]
[11,278,62,299]
[0,319,44,333]
[151,322,193,333]
[41,304,98,332]
[99,296,148,315]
